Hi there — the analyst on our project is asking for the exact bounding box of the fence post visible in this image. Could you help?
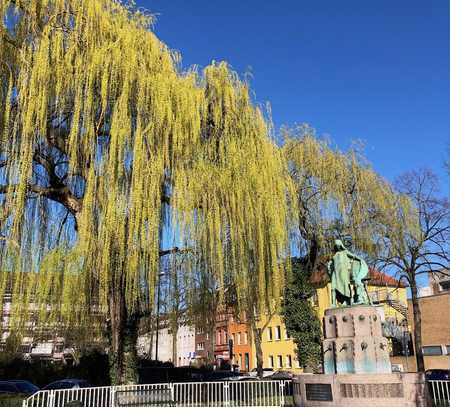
[49,390,55,407]
[169,383,175,402]
[279,381,285,406]
[111,386,116,407]
[224,381,230,406]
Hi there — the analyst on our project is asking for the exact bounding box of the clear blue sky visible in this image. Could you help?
[138,0,450,193]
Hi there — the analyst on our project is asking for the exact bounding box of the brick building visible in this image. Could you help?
[395,291,450,372]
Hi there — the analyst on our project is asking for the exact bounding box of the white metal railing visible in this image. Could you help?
[22,380,292,407]
[429,380,450,406]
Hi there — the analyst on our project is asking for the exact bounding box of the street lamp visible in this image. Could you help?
[155,271,165,361]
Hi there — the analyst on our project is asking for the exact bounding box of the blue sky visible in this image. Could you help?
[138,0,450,194]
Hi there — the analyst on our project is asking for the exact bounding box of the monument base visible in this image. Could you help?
[293,373,431,407]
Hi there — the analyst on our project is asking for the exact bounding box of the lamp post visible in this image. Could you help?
[155,271,165,361]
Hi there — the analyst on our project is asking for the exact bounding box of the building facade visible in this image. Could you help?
[176,325,196,366]
[254,313,302,373]
[228,314,252,371]
[397,291,450,372]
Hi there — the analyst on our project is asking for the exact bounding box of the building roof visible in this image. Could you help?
[368,268,407,288]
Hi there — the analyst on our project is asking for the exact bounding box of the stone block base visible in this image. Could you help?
[293,373,431,407]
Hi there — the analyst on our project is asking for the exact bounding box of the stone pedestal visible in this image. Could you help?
[292,305,431,406]
[293,373,430,407]
[323,305,391,374]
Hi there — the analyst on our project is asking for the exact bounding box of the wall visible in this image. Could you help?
[404,292,450,372]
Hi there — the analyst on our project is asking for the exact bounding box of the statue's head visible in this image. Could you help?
[334,239,346,252]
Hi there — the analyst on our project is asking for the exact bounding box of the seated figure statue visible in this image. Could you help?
[327,239,369,307]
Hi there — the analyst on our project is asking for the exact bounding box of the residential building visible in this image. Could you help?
[228,314,252,371]
[214,311,231,368]
[138,324,196,366]
[1,293,97,364]
[428,270,450,295]
[137,326,173,362]
[394,291,450,372]
[254,313,302,373]
[176,325,196,366]
[194,326,212,364]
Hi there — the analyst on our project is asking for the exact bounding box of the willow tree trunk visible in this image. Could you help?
[250,319,264,378]
[172,325,178,366]
[208,324,216,366]
[108,294,139,385]
[410,280,425,372]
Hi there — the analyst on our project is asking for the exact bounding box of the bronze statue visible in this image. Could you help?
[327,239,369,307]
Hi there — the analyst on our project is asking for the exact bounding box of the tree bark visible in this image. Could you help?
[250,318,264,378]
[208,323,216,366]
[172,324,178,366]
[108,294,139,385]
[410,279,425,372]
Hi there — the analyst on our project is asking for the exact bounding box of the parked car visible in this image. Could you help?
[0,381,21,395]
[425,369,450,381]
[42,379,91,390]
[264,371,293,380]
[7,380,39,395]
[248,368,274,378]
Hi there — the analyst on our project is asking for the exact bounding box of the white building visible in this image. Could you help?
[137,325,196,366]
[176,325,195,366]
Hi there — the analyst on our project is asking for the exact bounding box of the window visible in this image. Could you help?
[197,327,204,334]
[197,342,205,351]
[217,331,221,345]
[268,355,274,368]
[244,353,250,371]
[422,346,443,356]
[284,329,290,340]
[277,355,283,368]
[244,332,248,345]
[275,326,281,340]
[311,291,319,307]
[286,355,292,368]
[232,333,235,344]
[237,332,241,345]
[441,281,450,291]
[447,345,450,355]
[267,327,273,341]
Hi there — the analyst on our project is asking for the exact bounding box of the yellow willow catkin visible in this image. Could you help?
[282,124,409,258]
[0,0,295,334]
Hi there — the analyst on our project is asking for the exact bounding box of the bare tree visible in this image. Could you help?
[376,169,450,371]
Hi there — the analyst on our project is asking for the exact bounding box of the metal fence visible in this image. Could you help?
[22,380,292,407]
[430,380,450,407]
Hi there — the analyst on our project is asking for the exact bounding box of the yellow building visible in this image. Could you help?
[253,312,302,373]
[249,269,408,373]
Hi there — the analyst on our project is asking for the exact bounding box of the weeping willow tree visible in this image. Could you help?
[0,0,293,384]
[283,124,403,270]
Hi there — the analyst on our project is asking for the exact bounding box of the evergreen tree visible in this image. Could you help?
[283,257,322,371]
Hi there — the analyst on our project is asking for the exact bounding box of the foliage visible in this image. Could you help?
[0,0,293,383]
[0,0,292,319]
[282,257,322,370]
[283,125,401,262]
[0,394,24,407]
